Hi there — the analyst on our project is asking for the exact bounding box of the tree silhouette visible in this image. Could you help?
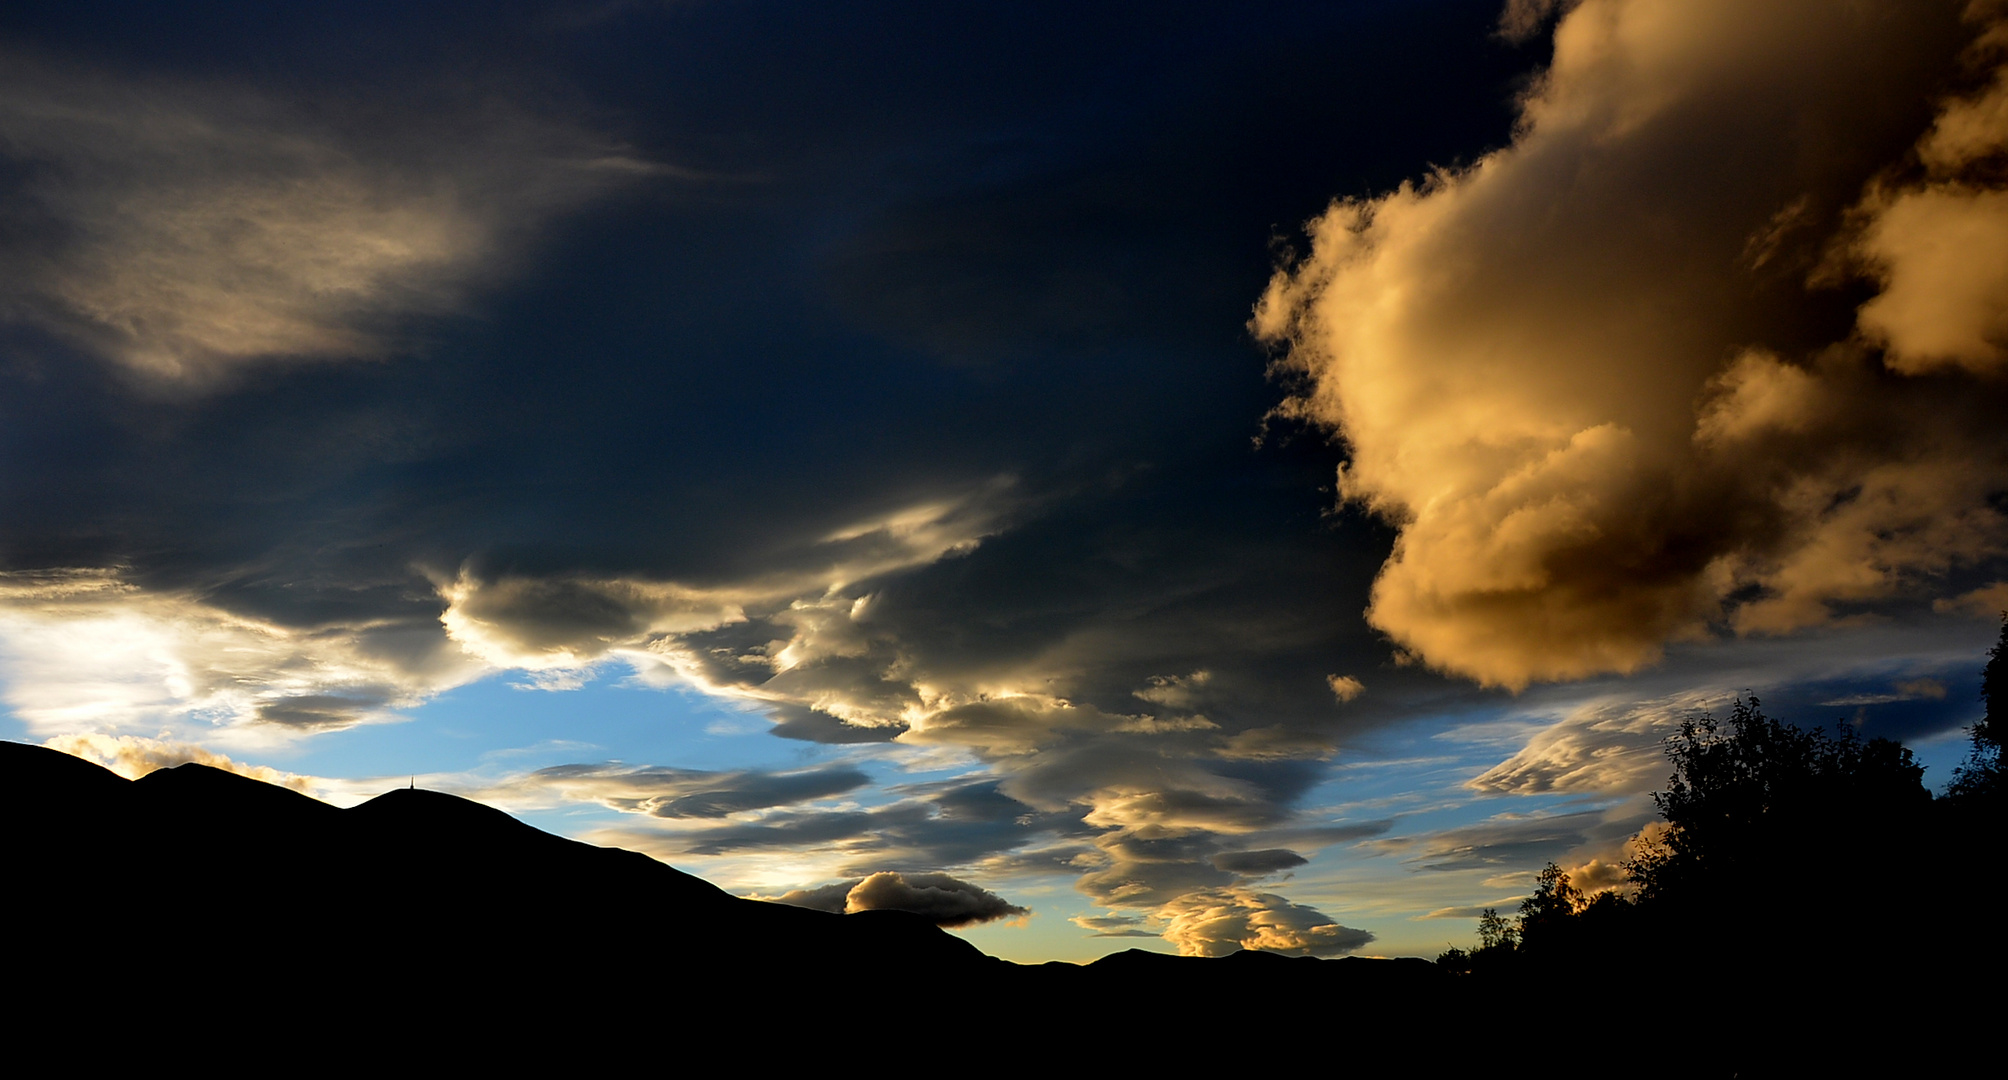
[1947,616,2004,802]
[1619,694,1939,981]
[1432,652,1988,1070]
[1476,907,1517,952]
[1515,862,1583,954]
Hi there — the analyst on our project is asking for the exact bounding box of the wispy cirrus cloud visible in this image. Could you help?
[0,49,663,380]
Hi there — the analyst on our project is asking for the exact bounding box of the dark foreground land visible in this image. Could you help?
[3,739,1988,1073]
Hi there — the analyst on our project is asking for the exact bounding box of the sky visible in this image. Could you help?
[3,0,2005,964]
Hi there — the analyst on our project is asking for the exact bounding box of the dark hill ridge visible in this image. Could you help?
[4,741,982,980]
[3,739,1980,1070]
[7,734,1485,1059]
[3,742,1445,1003]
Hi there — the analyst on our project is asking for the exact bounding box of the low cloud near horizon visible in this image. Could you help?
[773,870,1029,927]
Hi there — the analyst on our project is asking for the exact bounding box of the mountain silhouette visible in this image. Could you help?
[5,740,1477,1062]
[11,739,1968,1070]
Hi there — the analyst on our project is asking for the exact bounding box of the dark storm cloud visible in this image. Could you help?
[0,0,1522,734]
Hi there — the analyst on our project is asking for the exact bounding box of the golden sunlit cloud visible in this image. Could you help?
[1936,581,2008,617]
[1468,692,1724,797]
[0,568,478,741]
[1255,0,2008,690]
[773,870,1030,927]
[437,572,749,671]
[1156,887,1374,957]
[1852,13,2008,375]
[45,732,312,791]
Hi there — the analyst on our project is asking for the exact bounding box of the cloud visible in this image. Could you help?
[44,732,312,791]
[477,762,872,818]
[1936,581,2008,617]
[1255,0,2008,690]
[0,568,479,739]
[1210,848,1309,877]
[0,480,1022,744]
[769,880,855,914]
[437,480,1018,732]
[1134,670,1212,709]
[1070,912,1155,937]
[1850,13,2008,376]
[1156,887,1375,957]
[1421,902,1527,920]
[1498,0,1581,43]
[1215,726,1337,761]
[0,3,1748,951]
[843,870,1030,926]
[899,695,1124,758]
[1468,637,1991,799]
[774,870,1029,927]
[438,572,748,672]
[1468,693,1717,796]
[600,778,1091,878]
[1821,677,1950,706]
[1374,810,1606,873]
[1562,856,1629,895]
[1326,674,1364,703]
[0,50,654,379]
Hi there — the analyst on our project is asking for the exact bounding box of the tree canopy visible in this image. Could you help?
[1624,696,1930,911]
[1439,637,2000,975]
[1947,617,2005,801]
